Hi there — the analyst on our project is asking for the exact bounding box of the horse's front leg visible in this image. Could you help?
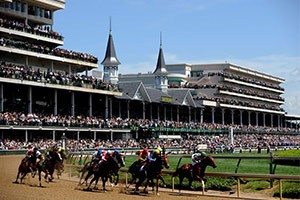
[143,178,149,194]
[38,170,42,187]
[102,176,107,191]
[155,177,160,195]
[201,179,205,195]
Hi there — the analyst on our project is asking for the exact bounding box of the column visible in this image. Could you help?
[28,86,32,113]
[94,131,96,140]
[142,102,146,120]
[170,106,173,121]
[164,105,166,121]
[277,115,280,128]
[200,108,203,124]
[239,110,243,126]
[127,100,130,119]
[54,89,57,115]
[271,114,274,127]
[25,56,29,66]
[150,104,153,121]
[177,106,180,122]
[68,65,72,74]
[77,131,80,141]
[263,113,266,127]
[25,130,28,142]
[105,96,108,119]
[188,107,191,123]
[118,101,121,118]
[110,130,113,141]
[194,109,196,123]
[211,107,215,124]
[52,130,55,141]
[51,61,54,72]
[221,108,225,125]
[109,98,112,118]
[248,111,251,126]
[157,105,160,121]
[71,92,75,116]
[0,83,3,112]
[89,94,92,117]
[256,112,259,126]
[231,109,235,125]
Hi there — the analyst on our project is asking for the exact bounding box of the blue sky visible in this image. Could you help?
[54,0,300,115]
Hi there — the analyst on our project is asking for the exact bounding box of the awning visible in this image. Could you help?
[168,77,184,82]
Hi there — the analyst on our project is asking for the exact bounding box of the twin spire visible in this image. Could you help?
[101,19,167,76]
[101,17,121,66]
[153,32,168,74]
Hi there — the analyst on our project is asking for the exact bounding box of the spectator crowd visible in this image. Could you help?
[0,112,299,134]
[0,61,114,90]
[1,133,299,152]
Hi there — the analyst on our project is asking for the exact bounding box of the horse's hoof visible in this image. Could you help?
[13,181,19,184]
[132,190,139,195]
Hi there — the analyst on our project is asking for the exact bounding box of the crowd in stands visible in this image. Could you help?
[207,72,284,91]
[193,94,281,111]
[187,84,284,102]
[0,36,98,63]
[1,132,299,152]
[0,61,114,90]
[0,17,63,40]
[0,112,299,134]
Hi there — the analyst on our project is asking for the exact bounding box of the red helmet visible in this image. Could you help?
[143,148,148,153]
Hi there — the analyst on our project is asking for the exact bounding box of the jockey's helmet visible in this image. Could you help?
[33,147,38,152]
[97,149,102,155]
[156,147,162,153]
[201,152,207,157]
[143,148,148,153]
[114,150,119,155]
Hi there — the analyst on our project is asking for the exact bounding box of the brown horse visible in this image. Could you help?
[13,151,62,187]
[133,153,170,195]
[172,155,217,194]
[13,157,32,184]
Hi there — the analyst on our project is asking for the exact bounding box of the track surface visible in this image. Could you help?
[0,155,277,200]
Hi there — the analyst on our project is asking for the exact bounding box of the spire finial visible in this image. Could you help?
[109,16,112,34]
[160,32,162,48]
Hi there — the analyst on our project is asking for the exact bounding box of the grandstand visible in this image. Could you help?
[0,0,299,146]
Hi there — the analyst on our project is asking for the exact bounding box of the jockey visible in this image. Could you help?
[148,147,162,162]
[111,149,119,158]
[91,149,103,165]
[192,151,206,165]
[138,148,149,162]
[190,151,206,178]
[101,150,112,162]
[26,147,43,177]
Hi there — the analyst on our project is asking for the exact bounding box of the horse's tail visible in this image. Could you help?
[172,168,180,177]
[78,161,90,172]
[172,156,183,178]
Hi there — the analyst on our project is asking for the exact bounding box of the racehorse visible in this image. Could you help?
[13,151,61,187]
[172,155,217,194]
[43,150,64,181]
[84,153,125,191]
[13,157,32,184]
[132,153,170,195]
[54,149,66,179]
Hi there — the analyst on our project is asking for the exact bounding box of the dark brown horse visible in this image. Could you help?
[13,151,61,187]
[13,157,32,184]
[84,154,125,191]
[172,155,217,194]
[132,153,170,195]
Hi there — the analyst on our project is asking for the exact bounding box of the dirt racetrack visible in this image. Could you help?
[0,155,278,200]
